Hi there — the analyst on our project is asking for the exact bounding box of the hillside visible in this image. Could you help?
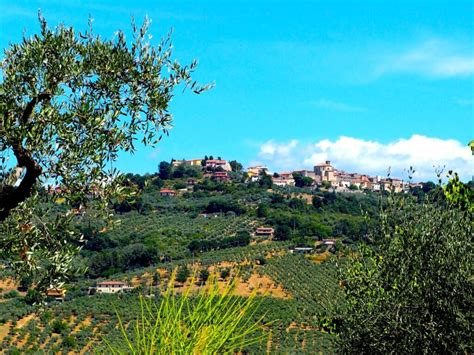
[0,169,383,353]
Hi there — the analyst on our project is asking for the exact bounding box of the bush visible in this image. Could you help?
[62,335,77,349]
[176,265,190,284]
[220,268,231,280]
[338,188,473,353]
[199,268,210,284]
[3,290,19,299]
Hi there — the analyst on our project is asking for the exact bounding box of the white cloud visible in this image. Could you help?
[376,39,474,78]
[255,135,473,181]
[309,99,367,112]
[256,140,299,171]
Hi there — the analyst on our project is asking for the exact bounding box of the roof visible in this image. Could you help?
[160,189,176,193]
[315,161,333,167]
[46,288,66,296]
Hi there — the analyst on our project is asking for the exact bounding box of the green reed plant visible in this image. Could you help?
[104,269,267,354]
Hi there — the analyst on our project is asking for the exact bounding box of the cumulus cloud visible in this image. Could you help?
[255,135,472,181]
[376,39,474,78]
[256,140,300,171]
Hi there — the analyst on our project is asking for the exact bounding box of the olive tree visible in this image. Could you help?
[338,182,473,354]
[0,14,210,289]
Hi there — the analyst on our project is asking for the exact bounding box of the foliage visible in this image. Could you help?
[443,171,473,212]
[229,160,243,172]
[198,268,210,284]
[0,14,209,288]
[338,186,473,354]
[292,173,313,188]
[175,265,190,283]
[188,231,251,254]
[104,271,266,354]
[205,198,246,215]
[158,161,172,180]
[51,319,68,334]
[259,173,273,189]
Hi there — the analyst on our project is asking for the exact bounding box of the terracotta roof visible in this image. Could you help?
[46,288,66,296]
[256,227,274,232]
[160,189,176,193]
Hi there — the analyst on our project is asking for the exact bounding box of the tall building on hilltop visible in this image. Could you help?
[314,160,337,184]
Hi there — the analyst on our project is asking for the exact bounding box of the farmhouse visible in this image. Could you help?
[46,288,66,301]
[255,227,275,238]
[160,188,177,197]
[95,281,133,294]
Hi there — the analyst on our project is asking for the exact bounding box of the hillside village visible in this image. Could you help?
[172,157,421,193]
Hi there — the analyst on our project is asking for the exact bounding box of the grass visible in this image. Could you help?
[104,269,267,354]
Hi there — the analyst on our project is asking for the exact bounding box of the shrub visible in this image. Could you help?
[220,268,231,280]
[50,320,68,334]
[338,186,473,353]
[3,290,19,299]
[62,335,77,349]
[175,265,190,284]
[198,268,210,284]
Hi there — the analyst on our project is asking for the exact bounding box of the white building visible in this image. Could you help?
[205,159,232,171]
[95,281,133,294]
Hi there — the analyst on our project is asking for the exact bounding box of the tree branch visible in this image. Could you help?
[0,94,49,222]
[0,142,42,222]
[20,92,51,125]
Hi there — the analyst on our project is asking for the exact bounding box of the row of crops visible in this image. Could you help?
[0,246,342,353]
[261,254,344,321]
[112,211,256,240]
[112,241,291,280]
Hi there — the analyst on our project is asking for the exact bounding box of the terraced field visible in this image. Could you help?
[0,247,342,353]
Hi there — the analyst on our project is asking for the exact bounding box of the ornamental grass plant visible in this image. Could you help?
[104,269,266,354]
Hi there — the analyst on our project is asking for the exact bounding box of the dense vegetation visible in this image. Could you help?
[338,181,473,354]
[0,166,376,352]
[0,165,471,353]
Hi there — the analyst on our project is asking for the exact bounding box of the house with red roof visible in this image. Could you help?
[160,188,177,197]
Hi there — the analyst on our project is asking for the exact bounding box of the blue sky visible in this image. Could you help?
[1,0,472,180]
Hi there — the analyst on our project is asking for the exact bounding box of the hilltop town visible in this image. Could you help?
[171,157,421,193]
